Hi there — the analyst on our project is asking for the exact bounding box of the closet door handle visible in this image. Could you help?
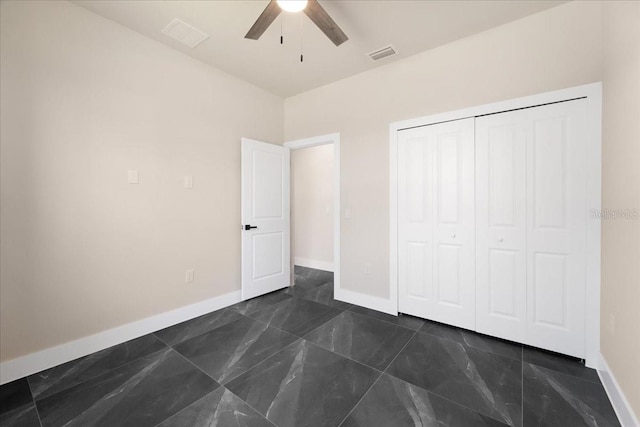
[244,224,258,230]
[497,237,504,243]
[451,234,456,239]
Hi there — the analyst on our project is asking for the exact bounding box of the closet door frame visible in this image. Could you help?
[389,82,602,368]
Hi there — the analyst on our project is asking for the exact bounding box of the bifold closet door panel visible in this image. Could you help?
[398,118,475,330]
[398,126,434,319]
[475,110,527,343]
[526,99,587,358]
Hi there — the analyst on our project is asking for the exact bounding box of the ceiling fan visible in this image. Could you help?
[245,0,348,46]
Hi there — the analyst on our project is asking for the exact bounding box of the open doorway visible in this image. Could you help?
[284,134,340,297]
[292,143,333,289]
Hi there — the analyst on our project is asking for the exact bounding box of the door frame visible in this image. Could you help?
[389,82,602,368]
[284,133,341,292]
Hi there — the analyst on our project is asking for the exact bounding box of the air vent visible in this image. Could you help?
[162,19,209,48]
[367,45,397,62]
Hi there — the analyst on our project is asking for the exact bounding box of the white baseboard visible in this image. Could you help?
[0,290,242,385]
[598,353,640,427]
[294,257,334,272]
[335,287,397,315]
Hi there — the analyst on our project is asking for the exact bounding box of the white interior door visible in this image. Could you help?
[475,110,527,342]
[241,138,290,300]
[526,99,587,358]
[398,118,476,330]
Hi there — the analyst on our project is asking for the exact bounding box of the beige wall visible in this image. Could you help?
[292,145,334,268]
[0,0,283,362]
[284,0,603,299]
[601,0,640,416]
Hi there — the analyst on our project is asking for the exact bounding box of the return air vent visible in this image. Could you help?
[162,18,209,48]
[367,45,397,62]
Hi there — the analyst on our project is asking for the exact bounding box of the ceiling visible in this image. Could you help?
[73,1,566,97]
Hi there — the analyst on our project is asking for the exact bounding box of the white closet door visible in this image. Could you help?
[398,118,475,329]
[398,126,434,319]
[526,99,587,358]
[475,110,527,342]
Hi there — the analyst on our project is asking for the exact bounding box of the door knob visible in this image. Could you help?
[498,237,504,242]
[244,224,258,230]
[451,234,456,239]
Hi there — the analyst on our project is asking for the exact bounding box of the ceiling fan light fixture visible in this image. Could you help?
[276,0,308,13]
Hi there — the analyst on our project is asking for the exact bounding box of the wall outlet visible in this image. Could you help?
[184,175,193,189]
[608,313,615,334]
[185,269,194,283]
[364,262,371,274]
[345,208,352,219]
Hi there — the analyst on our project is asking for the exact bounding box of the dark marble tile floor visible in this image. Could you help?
[154,308,244,347]
[247,296,342,337]
[29,334,167,401]
[420,318,522,361]
[349,305,425,330]
[285,281,353,310]
[386,331,523,426]
[293,265,334,290]
[157,387,275,427]
[173,316,298,384]
[226,339,379,427]
[36,349,218,427]
[523,363,620,427]
[0,266,621,427]
[304,310,414,371]
[0,379,32,416]
[341,373,509,427]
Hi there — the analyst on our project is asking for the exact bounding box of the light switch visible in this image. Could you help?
[344,208,351,219]
[185,269,194,283]
[127,170,139,184]
[184,175,193,189]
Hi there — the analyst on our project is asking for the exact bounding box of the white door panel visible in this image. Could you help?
[407,241,431,298]
[487,249,519,317]
[526,100,587,358]
[252,150,285,219]
[398,118,475,329]
[399,129,434,313]
[476,99,587,357]
[241,138,290,300]
[476,110,527,342]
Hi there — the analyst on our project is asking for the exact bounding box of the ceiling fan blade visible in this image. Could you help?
[304,0,348,46]
[245,0,281,40]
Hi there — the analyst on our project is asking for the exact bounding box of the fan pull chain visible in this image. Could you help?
[280,15,283,45]
[300,14,304,62]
